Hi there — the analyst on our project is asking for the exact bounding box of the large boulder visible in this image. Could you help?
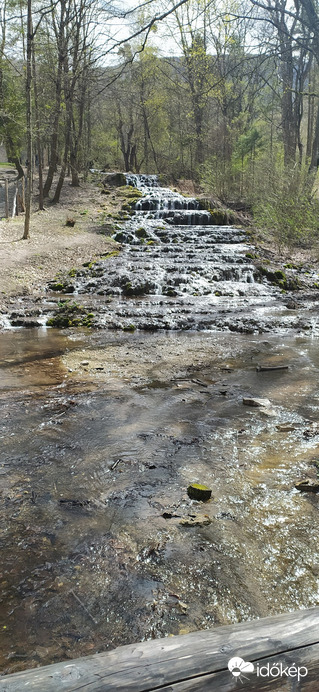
[102,172,126,187]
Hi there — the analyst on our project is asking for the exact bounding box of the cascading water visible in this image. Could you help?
[68,173,301,332]
[2,173,317,333]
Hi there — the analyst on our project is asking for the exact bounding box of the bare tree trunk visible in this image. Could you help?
[309,102,319,172]
[52,51,71,203]
[43,3,66,197]
[306,60,315,161]
[32,42,44,210]
[23,0,32,239]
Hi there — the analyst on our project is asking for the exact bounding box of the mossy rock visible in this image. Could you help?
[102,172,126,187]
[113,232,127,243]
[47,300,95,329]
[187,484,212,502]
[196,198,209,210]
[163,287,178,297]
[48,281,75,293]
[136,227,148,238]
[100,250,120,259]
[122,280,155,296]
[210,209,235,225]
[258,265,302,291]
[119,185,143,199]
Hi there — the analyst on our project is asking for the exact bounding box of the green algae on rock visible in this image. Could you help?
[187,484,212,502]
[47,300,95,328]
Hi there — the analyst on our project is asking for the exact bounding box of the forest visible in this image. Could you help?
[1,0,319,244]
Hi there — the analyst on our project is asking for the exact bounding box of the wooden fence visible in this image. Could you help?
[0,606,319,691]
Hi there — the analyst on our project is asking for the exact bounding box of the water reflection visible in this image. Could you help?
[0,329,319,673]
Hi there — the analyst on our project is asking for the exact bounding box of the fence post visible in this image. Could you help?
[22,176,25,210]
[15,182,19,216]
[5,179,9,219]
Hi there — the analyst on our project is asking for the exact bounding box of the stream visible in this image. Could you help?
[1,175,319,675]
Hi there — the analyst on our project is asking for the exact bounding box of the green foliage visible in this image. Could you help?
[253,166,319,248]
[47,300,95,328]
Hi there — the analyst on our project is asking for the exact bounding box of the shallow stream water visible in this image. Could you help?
[1,176,319,674]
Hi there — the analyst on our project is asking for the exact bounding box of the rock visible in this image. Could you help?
[102,172,126,187]
[10,318,41,328]
[179,514,212,526]
[187,484,212,501]
[303,423,319,438]
[259,407,277,417]
[295,480,319,493]
[286,299,299,309]
[80,360,89,366]
[256,365,289,372]
[243,397,271,407]
[162,512,181,519]
[276,423,296,432]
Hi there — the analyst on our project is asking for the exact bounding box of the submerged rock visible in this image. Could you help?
[303,423,319,438]
[276,422,297,432]
[243,397,271,408]
[259,407,277,417]
[187,484,212,501]
[295,480,319,493]
[179,514,212,526]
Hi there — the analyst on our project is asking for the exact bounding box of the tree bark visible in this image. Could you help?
[32,42,44,209]
[23,0,32,240]
[43,2,66,197]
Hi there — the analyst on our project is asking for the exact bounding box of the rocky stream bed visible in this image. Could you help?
[1,175,319,675]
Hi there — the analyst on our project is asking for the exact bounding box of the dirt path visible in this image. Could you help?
[0,178,118,304]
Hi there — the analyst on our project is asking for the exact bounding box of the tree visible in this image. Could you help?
[23,0,33,240]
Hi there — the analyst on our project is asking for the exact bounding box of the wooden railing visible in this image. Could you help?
[0,607,319,690]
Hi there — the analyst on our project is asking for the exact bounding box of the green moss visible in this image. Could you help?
[210,208,236,225]
[118,186,143,199]
[47,300,95,328]
[123,324,136,331]
[48,281,75,293]
[258,265,301,290]
[136,227,148,238]
[100,250,120,259]
[187,484,212,502]
[113,232,127,242]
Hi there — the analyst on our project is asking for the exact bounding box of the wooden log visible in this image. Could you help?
[0,607,319,691]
